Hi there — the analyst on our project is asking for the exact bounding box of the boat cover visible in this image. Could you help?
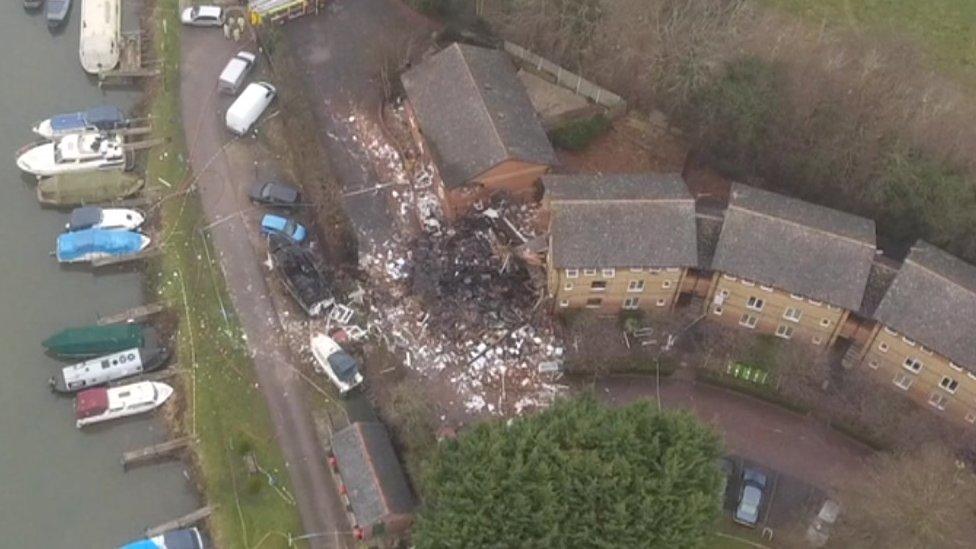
[43,324,145,357]
[57,228,144,262]
[75,388,109,418]
[50,106,124,133]
[68,206,104,231]
[118,528,204,549]
[38,171,144,206]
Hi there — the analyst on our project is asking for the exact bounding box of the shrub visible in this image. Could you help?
[549,114,612,151]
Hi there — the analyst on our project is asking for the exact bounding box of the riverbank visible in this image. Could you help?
[144,1,303,546]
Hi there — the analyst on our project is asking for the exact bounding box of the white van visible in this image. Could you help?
[218,51,257,95]
[225,82,277,136]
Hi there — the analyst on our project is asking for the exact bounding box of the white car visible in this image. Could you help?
[180,5,224,27]
[310,333,363,396]
[225,82,277,135]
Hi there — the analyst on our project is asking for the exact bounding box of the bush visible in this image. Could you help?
[694,369,811,415]
[549,114,612,151]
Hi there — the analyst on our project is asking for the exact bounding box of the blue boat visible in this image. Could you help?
[119,527,205,549]
[56,228,151,264]
[32,105,127,139]
[45,0,70,27]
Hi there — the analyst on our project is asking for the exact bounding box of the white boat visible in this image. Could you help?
[67,207,145,231]
[17,133,126,176]
[79,0,121,74]
[75,381,173,428]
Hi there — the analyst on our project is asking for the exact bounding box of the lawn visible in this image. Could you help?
[145,1,302,547]
[761,0,976,82]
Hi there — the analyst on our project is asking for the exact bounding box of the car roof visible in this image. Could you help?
[194,5,222,17]
[267,182,298,202]
[261,214,288,230]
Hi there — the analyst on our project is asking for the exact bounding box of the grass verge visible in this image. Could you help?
[145,2,302,547]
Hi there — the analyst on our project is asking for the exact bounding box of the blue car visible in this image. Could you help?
[260,214,307,243]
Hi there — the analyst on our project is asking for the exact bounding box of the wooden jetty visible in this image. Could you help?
[110,366,181,388]
[145,506,214,537]
[99,31,161,85]
[91,247,162,268]
[97,302,167,325]
[122,435,193,469]
[122,137,167,152]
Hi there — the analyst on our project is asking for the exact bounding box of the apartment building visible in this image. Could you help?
[544,173,698,313]
[705,183,877,346]
[858,242,976,425]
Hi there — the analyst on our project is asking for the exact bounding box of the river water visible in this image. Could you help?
[0,3,199,547]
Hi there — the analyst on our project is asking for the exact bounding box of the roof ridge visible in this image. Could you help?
[906,256,976,297]
[456,44,509,164]
[728,204,875,249]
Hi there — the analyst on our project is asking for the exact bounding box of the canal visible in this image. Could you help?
[0,3,199,547]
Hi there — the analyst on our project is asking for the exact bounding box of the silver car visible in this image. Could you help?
[734,468,767,527]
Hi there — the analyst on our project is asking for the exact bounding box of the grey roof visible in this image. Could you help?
[332,422,416,527]
[858,256,900,317]
[545,174,698,268]
[711,183,877,310]
[695,204,725,271]
[401,43,556,189]
[873,241,976,370]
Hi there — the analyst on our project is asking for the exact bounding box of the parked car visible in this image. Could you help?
[806,499,841,547]
[261,214,307,243]
[218,51,257,95]
[310,333,364,395]
[268,234,334,316]
[225,81,276,135]
[249,181,300,209]
[180,5,224,26]
[734,468,768,527]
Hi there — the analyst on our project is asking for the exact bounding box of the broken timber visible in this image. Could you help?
[91,247,162,268]
[110,366,181,387]
[144,506,214,537]
[122,436,193,469]
[122,137,166,152]
[99,31,161,85]
[97,301,167,325]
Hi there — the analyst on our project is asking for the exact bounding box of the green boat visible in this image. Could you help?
[42,324,148,358]
[36,171,144,207]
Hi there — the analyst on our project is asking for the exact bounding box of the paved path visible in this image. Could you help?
[180,28,351,548]
[595,376,872,491]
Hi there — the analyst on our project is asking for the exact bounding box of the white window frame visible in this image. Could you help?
[722,274,737,281]
[902,336,916,347]
[893,372,914,391]
[627,279,645,293]
[565,269,579,279]
[883,326,898,336]
[602,268,616,278]
[949,361,963,373]
[739,313,758,329]
[590,280,608,293]
[649,268,662,275]
[662,280,673,289]
[563,282,574,291]
[920,346,933,356]
[783,307,802,322]
[629,267,643,273]
[713,305,724,316]
[939,376,959,394]
[666,268,680,273]
[820,318,831,327]
[812,335,824,345]
[790,293,805,301]
[775,324,794,340]
[968,372,976,382]
[746,296,765,311]
[867,359,879,369]
[966,412,976,425]
[759,284,774,292]
[585,297,602,309]
[623,296,640,310]
[583,268,597,276]
[741,279,756,287]
[558,299,569,308]
[655,298,667,307]
[878,341,889,353]
[928,392,948,411]
[903,357,923,374]
[807,299,823,306]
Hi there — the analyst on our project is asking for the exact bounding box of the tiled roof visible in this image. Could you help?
[401,43,556,189]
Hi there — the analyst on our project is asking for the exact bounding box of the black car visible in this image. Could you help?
[249,181,300,209]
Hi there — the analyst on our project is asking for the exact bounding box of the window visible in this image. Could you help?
[583,268,597,276]
[893,373,914,390]
[558,299,569,308]
[807,299,823,306]
[629,267,643,273]
[739,314,758,329]
[775,324,794,340]
[719,289,730,299]
[783,307,802,322]
[928,392,949,411]
[722,274,737,281]
[939,376,959,394]
[741,279,756,287]
[602,268,616,278]
[812,335,824,345]
[656,298,667,307]
[666,268,680,272]
[585,298,602,308]
[759,284,774,292]
[883,326,897,336]
[820,318,831,327]
[590,281,607,292]
[563,282,574,291]
[867,359,879,369]
[920,346,933,356]
[623,297,639,310]
[662,280,673,289]
[902,336,916,347]
[966,412,976,425]
[649,268,662,275]
[949,362,963,372]
[713,305,724,316]
[627,279,645,292]
[968,372,976,382]
[746,296,765,311]
[903,357,923,374]
[565,269,579,279]
[790,293,804,301]
[878,341,889,353]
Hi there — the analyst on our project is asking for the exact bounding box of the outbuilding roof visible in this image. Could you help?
[711,183,876,310]
[544,174,698,269]
[401,43,556,189]
[873,241,976,371]
[332,422,416,528]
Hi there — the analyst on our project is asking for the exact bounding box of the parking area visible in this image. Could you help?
[720,455,826,535]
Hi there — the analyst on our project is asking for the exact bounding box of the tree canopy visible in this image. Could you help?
[414,396,723,548]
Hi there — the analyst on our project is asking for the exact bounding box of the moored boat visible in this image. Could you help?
[75,381,173,428]
[67,206,145,231]
[79,0,121,74]
[43,323,149,358]
[49,343,169,393]
[37,171,144,207]
[17,133,126,177]
[119,527,206,549]
[33,105,126,139]
[24,0,44,10]
[56,228,150,263]
[45,0,71,27]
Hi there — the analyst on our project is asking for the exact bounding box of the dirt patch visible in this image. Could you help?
[556,114,688,174]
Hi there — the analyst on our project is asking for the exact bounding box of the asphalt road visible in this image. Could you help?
[180,27,352,548]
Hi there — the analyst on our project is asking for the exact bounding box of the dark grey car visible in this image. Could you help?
[249,181,300,209]
[734,468,767,527]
